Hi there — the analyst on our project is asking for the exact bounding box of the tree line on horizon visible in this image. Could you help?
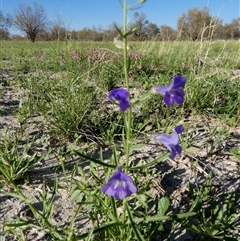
[0,2,239,42]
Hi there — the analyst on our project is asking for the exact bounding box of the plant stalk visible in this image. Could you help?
[123,0,131,171]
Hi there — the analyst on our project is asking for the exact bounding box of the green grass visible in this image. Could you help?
[1,39,239,142]
[0,39,239,240]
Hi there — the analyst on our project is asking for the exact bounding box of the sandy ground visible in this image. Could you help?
[0,68,239,240]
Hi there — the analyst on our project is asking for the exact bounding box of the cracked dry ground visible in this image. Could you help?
[0,68,240,240]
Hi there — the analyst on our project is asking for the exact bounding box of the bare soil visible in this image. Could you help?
[0,68,239,240]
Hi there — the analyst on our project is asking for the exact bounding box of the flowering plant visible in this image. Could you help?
[93,3,193,240]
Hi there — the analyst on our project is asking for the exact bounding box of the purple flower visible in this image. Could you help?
[101,167,137,200]
[153,125,184,160]
[153,75,186,106]
[108,88,130,111]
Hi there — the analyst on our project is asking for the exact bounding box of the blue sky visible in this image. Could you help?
[1,0,239,35]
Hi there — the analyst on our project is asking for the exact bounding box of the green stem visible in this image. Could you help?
[123,0,131,171]
[123,0,129,91]
[124,110,131,171]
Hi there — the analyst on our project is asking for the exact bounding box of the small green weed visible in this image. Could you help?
[180,175,240,240]
[0,129,44,183]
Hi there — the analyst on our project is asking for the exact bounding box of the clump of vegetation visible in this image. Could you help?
[0,1,239,241]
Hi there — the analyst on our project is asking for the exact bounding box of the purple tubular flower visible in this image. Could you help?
[154,75,186,106]
[108,88,130,111]
[154,125,184,160]
[101,167,137,200]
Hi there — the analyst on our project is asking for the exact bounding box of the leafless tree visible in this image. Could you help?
[129,12,149,41]
[0,10,12,40]
[222,18,240,39]
[145,22,160,40]
[159,25,176,41]
[102,23,118,41]
[12,2,47,42]
[177,7,221,41]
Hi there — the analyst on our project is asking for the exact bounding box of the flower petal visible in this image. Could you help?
[174,125,184,134]
[171,75,186,89]
[175,144,182,155]
[154,133,174,145]
[108,88,130,111]
[119,100,130,111]
[109,88,129,101]
[169,147,177,160]
[101,168,137,200]
[153,125,184,160]
[153,75,186,106]
[163,92,174,106]
[154,85,171,95]
[170,89,185,105]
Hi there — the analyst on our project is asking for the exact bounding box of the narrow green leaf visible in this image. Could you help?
[132,91,152,105]
[73,150,116,168]
[111,197,118,221]
[72,222,119,240]
[131,212,197,224]
[114,24,123,37]
[125,202,145,241]
[130,152,169,170]
[4,219,34,227]
[86,229,94,241]
[2,192,34,203]
[180,220,202,233]
[130,144,146,151]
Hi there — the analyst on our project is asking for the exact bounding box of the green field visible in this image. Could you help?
[0,39,240,240]
[1,40,239,140]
